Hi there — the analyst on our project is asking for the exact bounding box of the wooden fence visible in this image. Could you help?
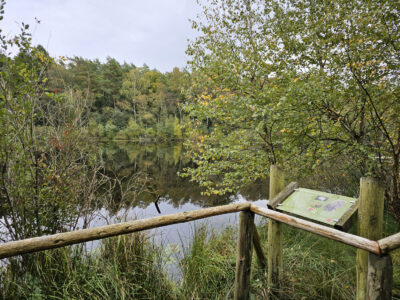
[0,167,398,299]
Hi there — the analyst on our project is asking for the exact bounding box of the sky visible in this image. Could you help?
[2,0,201,72]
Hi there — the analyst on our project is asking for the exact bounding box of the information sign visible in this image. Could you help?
[277,188,357,228]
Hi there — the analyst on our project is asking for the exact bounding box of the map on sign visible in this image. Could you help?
[277,188,356,226]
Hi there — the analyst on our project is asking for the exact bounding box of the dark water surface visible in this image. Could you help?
[89,141,269,278]
[95,141,269,228]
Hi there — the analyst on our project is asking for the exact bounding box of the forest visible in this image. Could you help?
[44,52,187,142]
[1,0,400,299]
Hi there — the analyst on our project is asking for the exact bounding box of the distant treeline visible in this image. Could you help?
[44,53,189,141]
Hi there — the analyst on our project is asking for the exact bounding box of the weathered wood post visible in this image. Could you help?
[252,225,267,270]
[234,209,255,300]
[268,165,285,294]
[356,177,385,300]
[367,252,392,300]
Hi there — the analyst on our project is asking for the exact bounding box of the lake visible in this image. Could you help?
[91,141,269,277]
[95,140,269,232]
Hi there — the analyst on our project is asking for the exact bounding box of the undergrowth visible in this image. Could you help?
[0,234,177,300]
[180,222,357,300]
[1,218,400,299]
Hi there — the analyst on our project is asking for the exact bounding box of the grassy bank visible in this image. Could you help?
[181,219,400,299]
[180,222,357,299]
[1,219,400,299]
[0,234,177,300]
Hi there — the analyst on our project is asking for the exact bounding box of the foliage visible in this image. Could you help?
[48,55,187,142]
[0,8,87,241]
[0,1,117,276]
[182,0,291,194]
[183,0,400,213]
[275,0,400,212]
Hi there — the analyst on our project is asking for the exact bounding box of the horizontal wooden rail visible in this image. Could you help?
[378,232,400,254]
[0,202,250,259]
[250,204,381,255]
[3,201,397,260]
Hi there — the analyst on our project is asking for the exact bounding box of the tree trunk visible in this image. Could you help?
[391,154,400,220]
[133,101,137,122]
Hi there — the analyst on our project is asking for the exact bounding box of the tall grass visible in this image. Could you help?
[0,233,177,300]
[180,220,400,300]
[180,225,237,299]
[2,218,400,299]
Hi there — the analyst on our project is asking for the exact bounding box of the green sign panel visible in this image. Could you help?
[277,188,356,227]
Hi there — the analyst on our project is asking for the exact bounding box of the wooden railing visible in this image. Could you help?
[0,168,398,299]
[0,202,399,299]
[0,202,250,259]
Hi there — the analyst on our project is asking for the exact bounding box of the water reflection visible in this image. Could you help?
[88,142,270,279]
[99,141,269,213]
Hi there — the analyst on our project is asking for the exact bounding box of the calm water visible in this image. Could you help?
[0,141,269,274]
[91,141,269,278]
[95,141,269,232]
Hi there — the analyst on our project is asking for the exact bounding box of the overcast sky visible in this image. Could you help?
[2,0,201,72]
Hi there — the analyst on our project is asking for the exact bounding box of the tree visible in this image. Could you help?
[274,0,400,214]
[120,67,147,121]
[183,0,284,195]
[100,57,123,108]
[184,0,400,215]
[165,67,188,120]
[0,1,106,243]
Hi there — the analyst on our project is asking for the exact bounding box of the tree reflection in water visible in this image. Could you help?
[99,141,269,214]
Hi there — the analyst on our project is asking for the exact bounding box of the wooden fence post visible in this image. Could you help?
[253,225,267,270]
[356,177,385,300]
[367,252,392,300]
[268,165,285,295]
[234,210,255,300]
